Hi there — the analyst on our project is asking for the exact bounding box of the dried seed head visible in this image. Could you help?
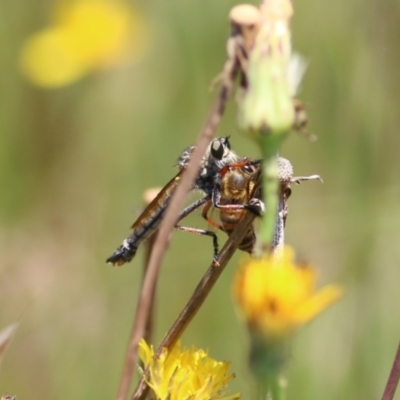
[229,4,261,28]
[229,4,261,52]
[278,157,294,183]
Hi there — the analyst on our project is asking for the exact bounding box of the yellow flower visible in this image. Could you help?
[232,247,342,340]
[20,0,150,88]
[138,339,241,400]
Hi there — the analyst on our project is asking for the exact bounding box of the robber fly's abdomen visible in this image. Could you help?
[106,174,181,266]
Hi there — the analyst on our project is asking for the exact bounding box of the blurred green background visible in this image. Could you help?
[1,0,400,399]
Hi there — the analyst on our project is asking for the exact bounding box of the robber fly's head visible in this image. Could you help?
[207,136,238,167]
[195,137,239,194]
[176,136,239,195]
[210,136,231,160]
[177,136,237,170]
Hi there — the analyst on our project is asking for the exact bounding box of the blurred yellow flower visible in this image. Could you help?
[138,339,241,400]
[20,0,150,88]
[232,247,342,340]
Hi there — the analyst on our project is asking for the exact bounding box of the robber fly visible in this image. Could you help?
[202,157,321,255]
[106,137,239,266]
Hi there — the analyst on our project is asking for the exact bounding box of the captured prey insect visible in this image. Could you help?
[202,157,322,256]
[202,158,262,254]
[106,137,239,266]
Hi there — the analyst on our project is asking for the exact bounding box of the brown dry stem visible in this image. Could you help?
[115,84,232,400]
[381,340,400,400]
[131,209,257,400]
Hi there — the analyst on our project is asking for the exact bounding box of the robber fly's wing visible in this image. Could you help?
[130,169,184,231]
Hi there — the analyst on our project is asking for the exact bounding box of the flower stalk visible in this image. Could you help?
[255,135,284,255]
[250,332,287,400]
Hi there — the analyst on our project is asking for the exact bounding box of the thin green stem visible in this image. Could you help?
[252,359,287,400]
[259,155,279,250]
[268,373,286,400]
[254,133,286,256]
[255,379,268,400]
[249,333,288,400]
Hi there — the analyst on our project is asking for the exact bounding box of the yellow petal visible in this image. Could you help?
[20,28,88,88]
[56,1,132,67]
[139,340,239,400]
[20,0,151,87]
[292,285,343,325]
[138,338,154,366]
[232,246,343,340]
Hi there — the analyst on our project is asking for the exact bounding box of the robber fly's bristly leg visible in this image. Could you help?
[245,198,265,216]
[177,196,210,221]
[200,200,224,266]
[212,193,263,216]
[201,200,224,230]
[175,225,220,267]
[176,196,222,264]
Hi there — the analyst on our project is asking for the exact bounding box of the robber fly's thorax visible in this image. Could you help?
[179,137,239,196]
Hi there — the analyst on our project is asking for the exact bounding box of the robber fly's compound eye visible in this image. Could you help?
[211,139,225,160]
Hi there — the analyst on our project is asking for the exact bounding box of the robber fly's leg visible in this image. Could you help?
[214,201,263,216]
[202,199,224,230]
[177,195,210,221]
[211,186,263,217]
[246,198,265,216]
[175,224,220,266]
[175,196,221,266]
[201,199,225,267]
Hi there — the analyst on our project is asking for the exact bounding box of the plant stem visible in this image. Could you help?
[268,373,286,400]
[115,86,230,400]
[250,335,287,400]
[131,210,258,400]
[381,340,400,400]
[254,134,285,257]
